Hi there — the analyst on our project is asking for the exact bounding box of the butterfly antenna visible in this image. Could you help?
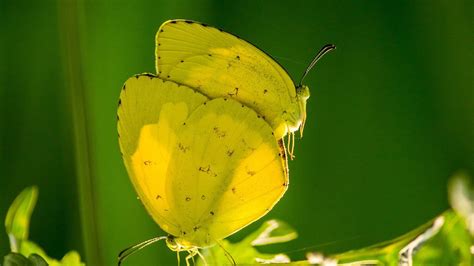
[298,44,336,86]
[117,236,168,266]
[214,239,236,265]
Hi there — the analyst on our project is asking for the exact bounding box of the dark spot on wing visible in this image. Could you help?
[247,170,256,176]
[201,195,206,200]
[193,226,200,232]
[180,60,184,63]
[199,165,210,173]
[118,99,121,106]
[232,187,236,194]
[178,143,189,153]
[213,126,226,138]
[263,89,268,94]
[185,20,193,24]
[208,54,212,57]
[160,29,164,32]
[236,55,240,60]
[122,84,126,91]
[185,196,191,202]
[227,150,234,157]
[228,87,239,97]
[170,21,177,24]
[210,211,215,215]
[144,160,152,166]
[156,194,162,199]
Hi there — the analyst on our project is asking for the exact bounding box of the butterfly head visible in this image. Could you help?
[296,85,310,136]
[277,85,309,140]
[293,44,336,138]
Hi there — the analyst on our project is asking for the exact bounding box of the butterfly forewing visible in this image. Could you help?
[156,19,301,139]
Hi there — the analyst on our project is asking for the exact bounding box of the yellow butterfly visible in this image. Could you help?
[118,19,334,265]
[117,74,288,265]
[155,19,335,157]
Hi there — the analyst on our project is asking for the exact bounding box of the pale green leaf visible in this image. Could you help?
[197,220,296,265]
[5,186,38,252]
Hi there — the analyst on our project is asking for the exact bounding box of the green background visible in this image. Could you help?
[1,1,472,265]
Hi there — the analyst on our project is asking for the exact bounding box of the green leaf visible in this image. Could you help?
[27,254,48,266]
[324,173,474,265]
[248,219,298,246]
[20,241,51,264]
[198,219,297,265]
[5,187,38,252]
[3,253,48,266]
[20,241,85,266]
[413,211,472,265]
[448,171,474,236]
[3,253,30,266]
[59,251,84,266]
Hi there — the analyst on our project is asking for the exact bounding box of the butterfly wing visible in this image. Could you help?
[117,74,208,236]
[164,98,288,247]
[156,19,301,139]
[118,75,288,248]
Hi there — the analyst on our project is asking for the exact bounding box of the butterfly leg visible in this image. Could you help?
[285,128,295,160]
[196,249,208,266]
[185,249,197,266]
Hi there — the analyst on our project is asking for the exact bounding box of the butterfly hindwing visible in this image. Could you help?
[118,76,288,247]
[165,98,288,246]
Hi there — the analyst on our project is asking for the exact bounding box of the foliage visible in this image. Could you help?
[3,187,85,266]
[197,174,473,265]
[198,219,297,265]
[3,176,472,265]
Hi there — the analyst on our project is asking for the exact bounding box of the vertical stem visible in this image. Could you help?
[57,1,102,265]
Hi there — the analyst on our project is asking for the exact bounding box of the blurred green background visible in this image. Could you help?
[1,0,472,265]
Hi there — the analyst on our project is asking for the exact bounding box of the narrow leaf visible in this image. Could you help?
[5,186,38,252]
